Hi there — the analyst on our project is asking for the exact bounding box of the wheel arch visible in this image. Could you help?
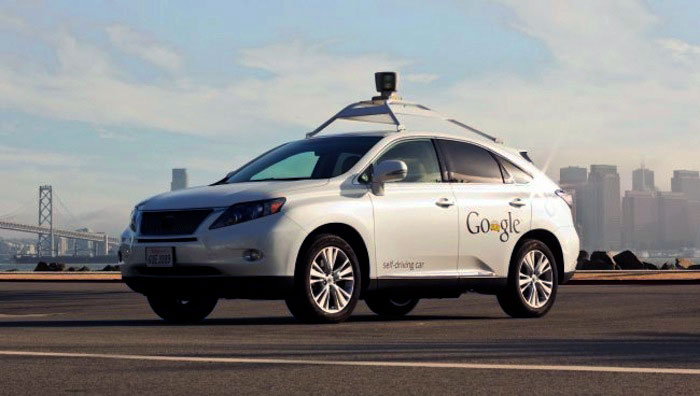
[512,229,565,284]
[296,223,371,295]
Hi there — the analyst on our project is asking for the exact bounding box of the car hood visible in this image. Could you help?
[138,180,329,211]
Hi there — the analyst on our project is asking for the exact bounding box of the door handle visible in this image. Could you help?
[436,198,455,207]
[509,198,526,208]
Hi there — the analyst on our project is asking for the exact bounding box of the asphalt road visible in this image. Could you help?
[0,282,699,395]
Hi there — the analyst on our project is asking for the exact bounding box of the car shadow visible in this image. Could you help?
[0,314,503,328]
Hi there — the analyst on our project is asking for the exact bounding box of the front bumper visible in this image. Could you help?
[121,213,305,279]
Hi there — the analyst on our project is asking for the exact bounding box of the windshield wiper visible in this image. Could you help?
[247,177,311,182]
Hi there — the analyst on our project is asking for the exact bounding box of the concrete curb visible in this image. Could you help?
[567,270,700,285]
[1,270,700,284]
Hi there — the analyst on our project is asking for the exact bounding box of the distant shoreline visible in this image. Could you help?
[0,262,116,272]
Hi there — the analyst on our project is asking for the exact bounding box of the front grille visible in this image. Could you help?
[137,237,198,243]
[139,210,213,236]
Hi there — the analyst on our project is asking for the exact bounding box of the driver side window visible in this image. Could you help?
[374,140,442,183]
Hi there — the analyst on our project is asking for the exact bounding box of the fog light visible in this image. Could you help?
[243,249,263,262]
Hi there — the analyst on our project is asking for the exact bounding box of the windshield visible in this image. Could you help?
[225,136,382,183]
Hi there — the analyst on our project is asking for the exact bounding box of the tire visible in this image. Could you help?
[285,234,361,323]
[147,295,218,324]
[365,296,419,318]
[497,239,558,318]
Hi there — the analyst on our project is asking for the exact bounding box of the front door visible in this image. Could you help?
[371,139,459,279]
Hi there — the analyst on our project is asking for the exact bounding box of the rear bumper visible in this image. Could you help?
[123,275,294,299]
[556,226,580,274]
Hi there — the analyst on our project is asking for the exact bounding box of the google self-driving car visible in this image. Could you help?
[120,72,579,323]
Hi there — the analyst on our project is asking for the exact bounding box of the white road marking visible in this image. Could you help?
[0,313,58,318]
[0,350,699,375]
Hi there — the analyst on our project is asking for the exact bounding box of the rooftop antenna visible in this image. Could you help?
[372,72,402,101]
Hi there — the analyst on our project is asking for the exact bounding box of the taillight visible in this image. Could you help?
[555,189,573,208]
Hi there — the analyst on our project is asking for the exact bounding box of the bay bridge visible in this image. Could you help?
[0,186,118,257]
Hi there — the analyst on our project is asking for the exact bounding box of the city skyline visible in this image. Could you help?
[1,1,700,237]
[561,163,700,252]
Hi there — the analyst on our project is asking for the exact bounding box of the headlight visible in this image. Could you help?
[129,209,138,232]
[209,198,286,229]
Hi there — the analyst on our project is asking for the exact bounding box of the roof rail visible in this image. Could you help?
[306,72,502,144]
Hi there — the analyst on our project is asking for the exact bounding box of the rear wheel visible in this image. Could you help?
[497,239,558,318]
[285,234,361,323]
[147,295,218,324]
[365,296,419,317]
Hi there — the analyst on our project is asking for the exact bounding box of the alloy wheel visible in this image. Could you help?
[309,246,355,313]
[518,249,554,309]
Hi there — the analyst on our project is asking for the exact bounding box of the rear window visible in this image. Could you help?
[437,140,504,184]
[500,158,533,184]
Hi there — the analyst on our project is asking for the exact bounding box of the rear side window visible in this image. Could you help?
[437,140,504,184]
[500,158,533,184]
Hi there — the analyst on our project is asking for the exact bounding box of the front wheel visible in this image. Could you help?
[497,239,558,318]
[285,234,361,323]
[365,296,419,318]
[147,295,218,324]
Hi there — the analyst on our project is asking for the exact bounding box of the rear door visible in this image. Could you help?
[436,140,532,278]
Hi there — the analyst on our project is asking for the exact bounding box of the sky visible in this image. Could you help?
[0,0,699,238]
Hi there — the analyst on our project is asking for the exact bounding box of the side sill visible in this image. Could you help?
[365,277,507,298]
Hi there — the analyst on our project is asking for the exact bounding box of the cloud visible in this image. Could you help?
[0,145,81,167]
[434,0,700,191]
[106,24,182,72]
[0,24,413,140]
[0,11,27,32]
[96,127,136,142]
[658,38,700,63]
[403,73,439,84]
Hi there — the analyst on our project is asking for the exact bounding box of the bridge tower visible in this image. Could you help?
[37,185,54,257]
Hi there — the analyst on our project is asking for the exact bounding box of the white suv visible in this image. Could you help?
[120,72,579,324]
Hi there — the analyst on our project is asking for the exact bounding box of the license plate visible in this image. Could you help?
[145,247,174,267]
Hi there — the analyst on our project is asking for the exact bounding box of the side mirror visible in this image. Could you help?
[371,160,407,196]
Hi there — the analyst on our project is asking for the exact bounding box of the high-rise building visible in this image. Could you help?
[582,165,621,251]
[559,166,588,235]
[560,166,588,185]
[687,200,700,248]
[671,170,700,201]
[74,227,94,256]
[171,168,188,191]
[657,192,691,249]
[632,167,655,192]
[622,191,658,249]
